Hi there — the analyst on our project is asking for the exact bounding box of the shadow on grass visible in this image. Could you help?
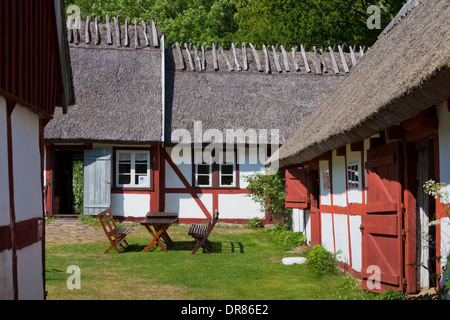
[121,241,245,254]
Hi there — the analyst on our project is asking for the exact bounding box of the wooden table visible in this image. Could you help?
[140,212,178,252]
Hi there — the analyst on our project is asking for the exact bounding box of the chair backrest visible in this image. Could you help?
[207,210,219,232]
[98,208,117,234]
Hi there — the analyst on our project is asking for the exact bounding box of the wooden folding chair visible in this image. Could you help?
[188,210,219,254]
[98,208,134,254]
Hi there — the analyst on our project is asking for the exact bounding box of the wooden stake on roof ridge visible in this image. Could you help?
[300,45,311,73]
[175,42,185,70]
[291,46,301,72]
[231,43,242,71]
[142,20,149,47]
[151,20,158,47]
[262,45,271,74]
[271,45,282,73]
[242,43,248,71]
[114,17,121,47]
[212,43,219,71]
[95,16,100,45]
[219,45,233,71]
[280,45,290,72]
[338,45,349,73]
[85,15,91,44]
[328,46,340,74]
[106,15,112,45]
[184,43,195,71]
[249,43,263,72]
[319,49,328,73]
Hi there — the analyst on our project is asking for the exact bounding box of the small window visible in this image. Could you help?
[195,162,212,187]
[116,150,150,188]
[322,169,330,190]
[219,151,236,187]
[347,163,359,189]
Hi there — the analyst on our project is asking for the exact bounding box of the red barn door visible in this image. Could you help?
[361,141,403,292]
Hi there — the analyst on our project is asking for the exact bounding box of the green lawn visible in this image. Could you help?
[45,221,378,300]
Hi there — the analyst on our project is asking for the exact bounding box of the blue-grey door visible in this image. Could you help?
[83,149,111,215]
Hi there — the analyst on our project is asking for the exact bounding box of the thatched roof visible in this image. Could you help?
[273,0,450,167]
[45,15,362,145]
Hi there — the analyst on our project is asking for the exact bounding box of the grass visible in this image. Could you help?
[45,220,378,300]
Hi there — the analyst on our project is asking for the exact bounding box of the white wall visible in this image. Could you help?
[17,242,43,300]
[165,193,213,219]
[332,150,347,207]
[349,215,362,272]
[321,213,334,253]
[218,193,263,219]
[111,193,150,217]
[11,106,42,223]
[319,160,331,206]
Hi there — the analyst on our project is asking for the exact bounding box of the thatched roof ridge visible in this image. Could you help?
[273,0,450,167]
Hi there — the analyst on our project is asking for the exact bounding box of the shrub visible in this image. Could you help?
[271,223,306,250]
[306,245,339,275]
[247,217,264,229]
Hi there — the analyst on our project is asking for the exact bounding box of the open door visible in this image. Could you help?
[285,167,308,209]
[83,149,111,215]
[361,141,403,292]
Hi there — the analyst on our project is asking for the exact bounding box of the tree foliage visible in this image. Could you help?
[66,0,407,47]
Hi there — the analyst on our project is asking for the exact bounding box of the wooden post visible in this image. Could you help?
[106,15,112,45]
[220,45,233,71]
[300,45,311,73]
[142,20,149,47]
[151,20,159,47]
[231,43,242,71]
[249,43,263,72]
[114,17,121,47]
[242,42,248,71]
[262,45,271,74]
[212,43,219,71]
[271,45,282,73]
[280,45,290,72]
[291,46,300,71]
[338,45,349,73]
[328,46,340,74]
[175,42,185,70]
[184,43,195,71]
[85,15,91,44]
[95,16,100,45]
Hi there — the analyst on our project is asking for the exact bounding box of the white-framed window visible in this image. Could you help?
[116,150,151,188]
[219,151,236,187]
[347,162,359,189]
[322,169,330,190]
[195,162,212,187]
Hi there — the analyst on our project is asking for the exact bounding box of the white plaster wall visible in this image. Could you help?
[0,249,14,300]
[321,213,334,253]
[319,160,331,206]
[349,215,362,272]
[218,193,263,219]
[165,159,192,188]
[111,193,150,217]
[346,144,362,204]
[165,193,213,219]
[292,208,301,232]
[332,150,347,207]
[11,105,42,223]
[17,242,43,300]
[0,97,10,226]
[238,147,265,188]
[333,214,350,264]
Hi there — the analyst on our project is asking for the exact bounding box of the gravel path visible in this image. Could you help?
[45,219,105,244]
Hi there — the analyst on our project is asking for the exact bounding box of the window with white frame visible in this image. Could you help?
[219,151,236,187]
[195,161,212,187]
[116,150,151,188]
[347,162,359,189]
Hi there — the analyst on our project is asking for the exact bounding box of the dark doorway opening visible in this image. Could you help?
[54,149,84,215]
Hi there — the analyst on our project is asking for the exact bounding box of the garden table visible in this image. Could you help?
[140,212,178,252]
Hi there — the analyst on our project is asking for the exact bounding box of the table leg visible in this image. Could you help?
[143,225,168,252]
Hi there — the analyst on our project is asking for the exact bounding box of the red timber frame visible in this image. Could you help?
[162,147,269,224]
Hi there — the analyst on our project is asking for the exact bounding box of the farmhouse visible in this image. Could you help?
[44,15,361,223]
[0,0,74,299]
[271,0,450,294]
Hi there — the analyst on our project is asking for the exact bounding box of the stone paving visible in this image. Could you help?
[45,219,106,244]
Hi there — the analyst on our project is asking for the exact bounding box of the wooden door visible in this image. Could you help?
[285,167,308,209]
[361,141,403,292]
[83,149,111,215]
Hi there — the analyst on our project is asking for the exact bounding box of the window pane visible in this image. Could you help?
[119,174,131,185]
[197,164,210,175]
[197,175,210,186]
[221,175,233,186]
[221,164,233,175]
[135,163,147,174]
[135,153,148,161]
[119,152,131,161]
[119,163,131,173]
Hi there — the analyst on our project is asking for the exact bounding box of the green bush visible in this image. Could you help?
[247,217,264,229]
[271,223,306,250]
[306,245,339,275]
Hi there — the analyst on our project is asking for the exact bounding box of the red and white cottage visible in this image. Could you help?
[272,0,450,295]
[0,0,74,299]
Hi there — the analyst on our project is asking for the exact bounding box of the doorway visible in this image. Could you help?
[53,149,84,215]
[414,138,437,291]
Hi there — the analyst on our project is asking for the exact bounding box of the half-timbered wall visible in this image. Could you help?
[0,97,45,299]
